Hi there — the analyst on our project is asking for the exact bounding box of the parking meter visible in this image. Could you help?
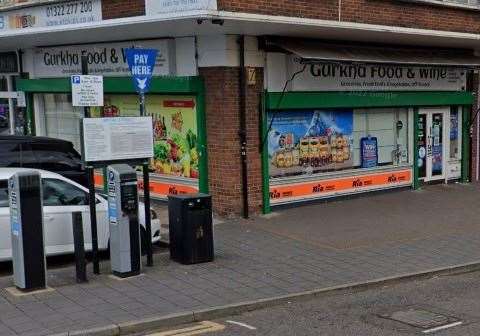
[8,171,46,291]
[107,164,141,278]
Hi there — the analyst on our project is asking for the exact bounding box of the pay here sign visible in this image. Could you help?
[125,48,158,94]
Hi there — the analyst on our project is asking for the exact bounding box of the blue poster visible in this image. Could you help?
[450,111,459,141]
[432,144,443,173]
[268,109,353,178]
[125,48,158,94]
[360,137,378,168]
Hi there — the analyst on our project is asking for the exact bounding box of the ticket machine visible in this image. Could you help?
[107,164,141,278]
[8,171,46,291]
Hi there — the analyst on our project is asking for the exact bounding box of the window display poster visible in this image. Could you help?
[360,136,378,168]
[91,95,199,179]
[450,111,458,141]
[268,109,353,178]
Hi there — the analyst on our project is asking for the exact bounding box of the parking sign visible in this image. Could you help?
[125,48,158,95]
[71,75,104,107]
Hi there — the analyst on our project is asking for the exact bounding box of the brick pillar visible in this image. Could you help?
[199,67,264,217]
[245,68,264,215]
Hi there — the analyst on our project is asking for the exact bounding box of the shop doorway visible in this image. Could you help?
[418,107,450,182]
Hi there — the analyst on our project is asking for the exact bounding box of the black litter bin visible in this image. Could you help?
[168,193,214,264]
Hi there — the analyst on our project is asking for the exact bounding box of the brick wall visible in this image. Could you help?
[200,67,264,216]
[102,0,144,20]
[218,0,480,34]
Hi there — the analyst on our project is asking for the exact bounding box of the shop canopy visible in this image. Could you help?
[266,38,480,67]
[2,11,480,51]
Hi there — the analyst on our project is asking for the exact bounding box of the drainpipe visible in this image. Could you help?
[338,0,342,21]
[238,36,249,219]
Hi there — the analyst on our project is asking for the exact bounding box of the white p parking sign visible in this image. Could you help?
[71,75,104,107]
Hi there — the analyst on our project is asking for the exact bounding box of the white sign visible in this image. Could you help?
[71,75,103,107]
[33,39,173,78]
[0,0,102,31]
[271,57,467,92]
[0,0,56,10]
[145,0,217,14]
[82,117,154,163]
[16,91,25,107]
[0,91,25,106]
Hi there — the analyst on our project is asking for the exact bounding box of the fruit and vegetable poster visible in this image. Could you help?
[268,109,353,178]
[91,94,199,180]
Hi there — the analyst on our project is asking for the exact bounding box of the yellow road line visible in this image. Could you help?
[147,321,225,336]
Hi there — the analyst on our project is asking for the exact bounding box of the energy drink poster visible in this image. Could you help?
[360,137,378,168]
[268,109,354,178]
[91,94,199,179]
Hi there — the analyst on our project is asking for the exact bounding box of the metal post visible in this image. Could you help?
[139,93,153,266]
[238,36,249,219]
[139,93,145,116]
[87,167,100,274]
[6,75,15,135]
[143,163,153,266]
[72,212,87,283]
[81,55,99,274]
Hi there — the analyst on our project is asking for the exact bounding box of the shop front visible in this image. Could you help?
[262,40,475,212]
[16,39,208,199]
[0,51,19,135]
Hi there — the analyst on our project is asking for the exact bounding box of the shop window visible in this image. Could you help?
[38,94,83,150]
[449,109,462,161]
[91,94,200,180]
[267,108,410,179]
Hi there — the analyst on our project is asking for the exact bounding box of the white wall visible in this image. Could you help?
[197,35,264,67]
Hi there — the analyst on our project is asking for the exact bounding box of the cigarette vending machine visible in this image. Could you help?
[107,164,141,278]
[8,171,46,291]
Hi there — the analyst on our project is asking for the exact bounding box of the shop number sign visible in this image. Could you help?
[71,75,104,107]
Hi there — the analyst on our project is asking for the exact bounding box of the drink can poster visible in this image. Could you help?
[267,109,353,178]
[360,137,378,169]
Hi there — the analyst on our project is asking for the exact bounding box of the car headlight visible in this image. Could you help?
[150,209,158,220]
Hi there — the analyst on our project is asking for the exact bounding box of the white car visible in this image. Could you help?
[0,168,161,261]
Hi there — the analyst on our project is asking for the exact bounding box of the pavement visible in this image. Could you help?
[0,183,479,335]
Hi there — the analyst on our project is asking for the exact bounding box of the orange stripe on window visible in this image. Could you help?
[270,169,412,204]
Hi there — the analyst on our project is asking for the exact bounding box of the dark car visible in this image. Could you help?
[0,116,7,128]
[0,136,88,187]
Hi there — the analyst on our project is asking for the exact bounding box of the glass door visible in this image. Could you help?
[418,108,449,182]
[431,113,444,178]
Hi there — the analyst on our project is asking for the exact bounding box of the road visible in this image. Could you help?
[146,268,480,336]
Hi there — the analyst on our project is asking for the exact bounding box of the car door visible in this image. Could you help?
[0,180,11,261]
[42,178,108,255]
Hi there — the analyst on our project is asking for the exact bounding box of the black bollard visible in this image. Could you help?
[72,212,87,283]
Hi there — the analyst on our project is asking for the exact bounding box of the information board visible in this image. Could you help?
[72,75,104,107]
[81,117,154,164]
